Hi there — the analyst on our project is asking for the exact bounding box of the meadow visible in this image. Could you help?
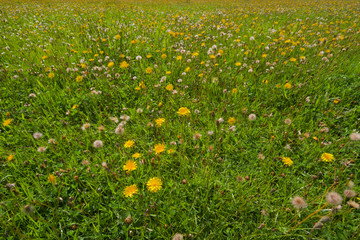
[1,0,360,239]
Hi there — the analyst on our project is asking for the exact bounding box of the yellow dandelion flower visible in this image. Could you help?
[123,160,137,172]
[75,76,83,82]
[166,71,171,75]
[177,107,190,116]
[155,118,166,127]
[153,143,166,154]
[48,72,55,78]
[108,62,114,68]
[161,54,167,59]
[123,184,138,197]
[145,67,152,74]
[232,88,238,93]
[124,140,135,149]
[132,153,141,159]
[48,174,56,184]
[282,157,293,166]
[165,84,174,91]
[284,83,292,89]
[321,153,334,162]
[3,119,12,127]
[185,67,190,72]
[146,177,162,193]
[72,104,79,109]
[262,54,267,58]
[120,61,129,68]
[41,56,47,60]
[176,56,182,60]
[228,117,236,125]
[333,99,340,104]
[115,35,121,40]
[146,54,152,58]
[7,154,14,162]
[235,62,241,66]
[289,58,297,62]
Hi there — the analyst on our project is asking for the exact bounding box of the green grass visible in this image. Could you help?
[1,0,360,239]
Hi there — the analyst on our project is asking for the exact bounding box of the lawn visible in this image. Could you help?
[1,0,360,239]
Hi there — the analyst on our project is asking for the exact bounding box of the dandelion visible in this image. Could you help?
[228,117,236,124]
[2,119,12,127]
[115,35,121,40]
[348,201,359,209]
[7,154,14,162]
[349,132,360,141]
[76,76,83,82]
[248,114,256,121]
[93,140,103,148]
[193,133,202,140]
[177,107,190,116]
[123,160,137,172]
[165,84,174,91]
[284,83,292,89]
[155,118,166,127]
[132,153,141,158]
[146,177,162,192]
[33,132,43,139]
[120,61,129,68]
[172,233,184,240]
[285,118,292,125]
[123,184,138,197]
[48,72,55,78]
[282,157,293,166]
[291,196,307,209]
[326,191,343,205]
[48,138,56,144]
[37,146,47,152]
[321,153,334,162]
[29,93,36,98]
[120,115,130,121]
[81,123,91,130]
[115,125,124,135]
[124,140,135,148]
[48,174,56,184]
[153,143,166,154]
[145,67,152,74]
[344,190,357,198]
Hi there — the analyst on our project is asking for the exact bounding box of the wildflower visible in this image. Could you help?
[248,114,256,121]
[333,99,340,104]
[37,146,47,152]
[349,132,360,141]
[124,140,135,148]
[161,54,167,59]
[284,83,292,89]
[155,118,165,127]
[172,233,184,240]
[321,153,334,162]
[153,143,166,154]
[29,93,36,98]
[93,140,103,148]
[344,190,357,198]
[115,125,124,135]
[326,191,343,205]
[193,133,202,140]
[348,201,359,209]
[123,160,137,172]
[145,67,152,74]
[7,154,14,162]
[2,119,12,127]
[108,62,114,68]
[289,58,297,62]
[177,107,190,116]
[207,131,214,136]
[115,35,121,40]
[165,84,174,91]
[120,115,130,121]
[137,108,143,113]
[282,157,293,166]
[33,132,43,139]
[285,118,292,125]
[123,184,138,197]
[291,196,307,209]
[81,123,91,130]
[235,62,241,66]
[48,72,55,78]
[146,177,162,192]
[132,153,141,159]
[76,76,83,82]
[120,61,129,68]
[167,149,175,154]
[228,117,236,125]
[48,138,56,144]
[48,174,56,184]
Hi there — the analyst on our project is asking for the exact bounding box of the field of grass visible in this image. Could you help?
[1,0,360,239]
